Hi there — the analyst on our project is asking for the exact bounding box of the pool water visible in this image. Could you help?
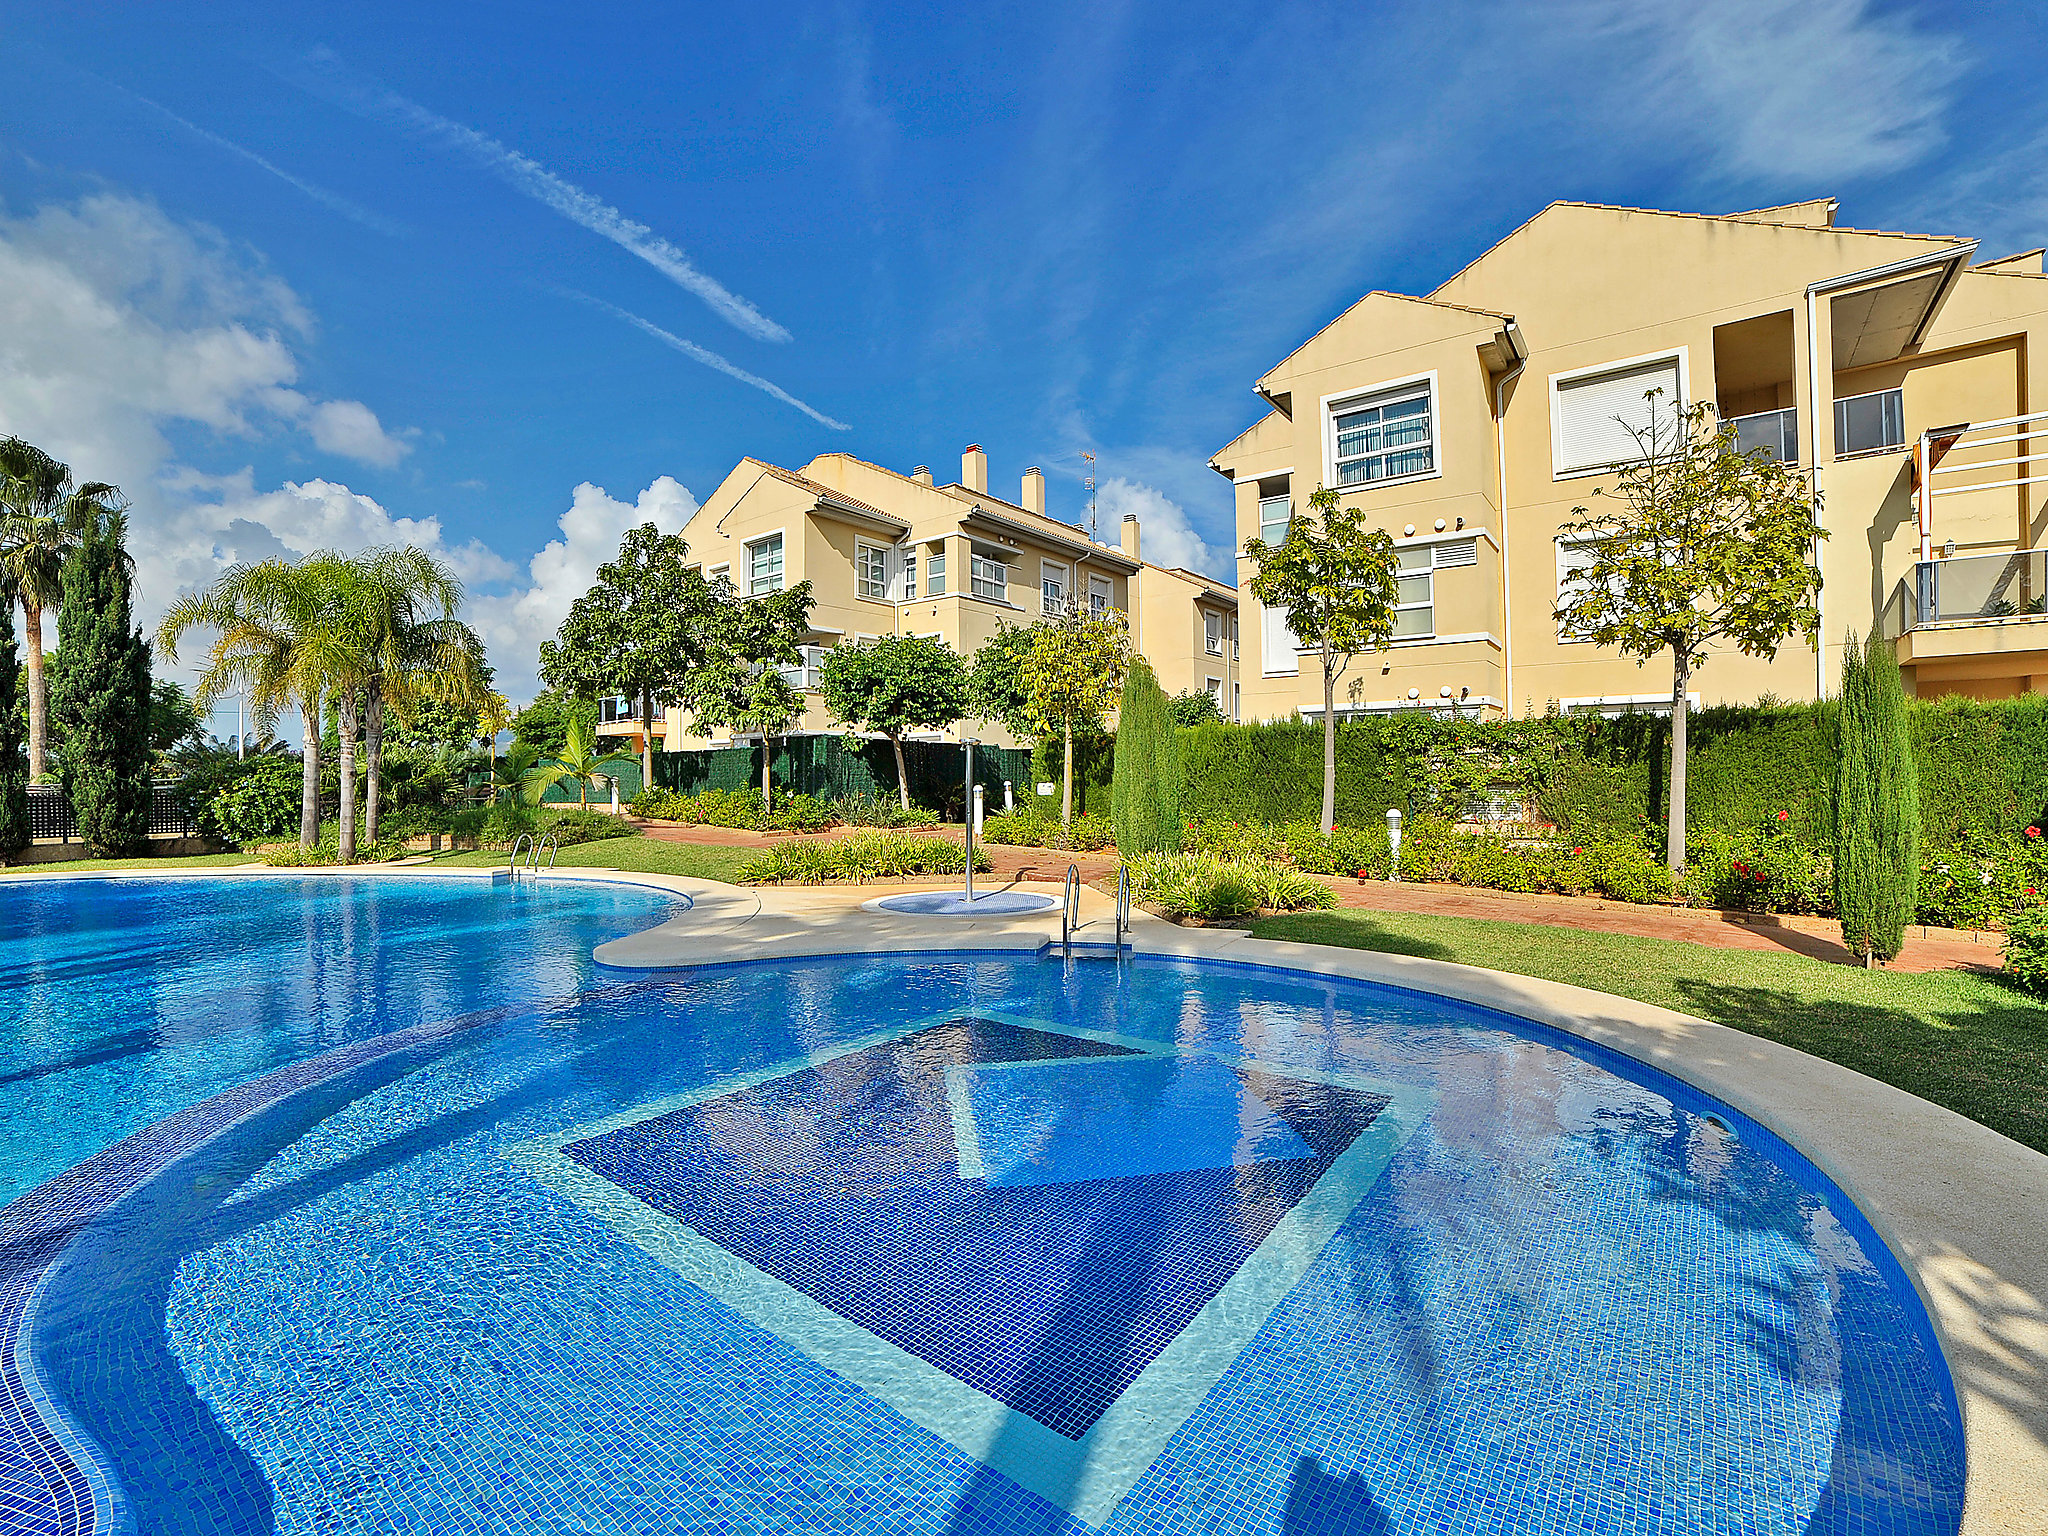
[0,875,682,1202]
[2,881,1964,1536]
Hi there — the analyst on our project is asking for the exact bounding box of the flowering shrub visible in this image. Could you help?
[1917,827,2048,930]
[738,831,988,884]
[2003,901,2048,996]
[1123,852,1336,919]
[1683,822,1830,914]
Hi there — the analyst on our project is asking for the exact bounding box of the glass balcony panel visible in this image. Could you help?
[1890,549,2048,632]
[1834,388,1905,456]
[1729,407,1799,463]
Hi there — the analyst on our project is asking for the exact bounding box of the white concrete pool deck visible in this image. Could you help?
[7,860,2044,1534]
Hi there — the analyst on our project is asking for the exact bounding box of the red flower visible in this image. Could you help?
[2028,827,2042,838]
[1776,810,1789,822]
[2029,887,2039,896]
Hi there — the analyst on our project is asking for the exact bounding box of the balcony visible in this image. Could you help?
[1883,548,2048,636]
[1728,406,1798,463]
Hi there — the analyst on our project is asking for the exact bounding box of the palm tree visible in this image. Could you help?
[520,717,635,809]
[489,740,540,803]
[158,553,363,851]
[0,438,126,781]
[475,690,514,766]
[348,547,485,845]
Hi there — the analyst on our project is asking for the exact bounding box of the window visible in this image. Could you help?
[970,552,1008,602]
[1260,603,1299,676]
[1232,681,1240,722]
[1835,387,1905,455]
[1555,537,1620,642]
[1331,382,1434,488]
[599,694,631,724]
[1231,616,1239,659]
[1204,610,1223,655]
[857,541,888,600]
[926,549,946,595]
[777,644,829,691]
[1089,575,1113,616]
[1205,677,1222,702]
[1554,355,1683,474]
[746,534,783,595]
[1041,560,1069,615]
[902,550,917,600]
[709,563,730,587]
[1394,545,1434,639]
[1258,492,1291,545]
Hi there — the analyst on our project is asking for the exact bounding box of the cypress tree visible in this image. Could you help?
[1833,631,1878,959]
[52,512,151,857]
[1834,626,1918,964]
[1110,657,1182,855]
[1864,626,1920,961]
[0,604,26,860]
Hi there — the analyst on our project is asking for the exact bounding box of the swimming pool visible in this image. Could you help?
[0,879,1964,1535]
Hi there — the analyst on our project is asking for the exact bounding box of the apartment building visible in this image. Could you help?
[1211,199,2048,720]
[595,446,1237,754]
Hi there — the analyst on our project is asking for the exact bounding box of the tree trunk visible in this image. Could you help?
[640,689,656,795]
[364,678,384,846]
[1667,651,1689,880]
[891,733,910,813]
[762,736,773,814]
[337,690,359,863]
[1321,660,1338,835]
[22,603,46,783]
[299,693,321,849]
[1062,718,1075,835]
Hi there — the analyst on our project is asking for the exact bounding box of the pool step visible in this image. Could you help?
[1062,939,1130,961]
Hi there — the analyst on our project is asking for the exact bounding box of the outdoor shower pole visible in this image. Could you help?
[963,738,978,901]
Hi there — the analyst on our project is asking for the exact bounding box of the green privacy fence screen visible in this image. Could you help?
[536,734,1031,815]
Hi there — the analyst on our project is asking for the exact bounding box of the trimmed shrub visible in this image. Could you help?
[737,831,989,885]
[1123,852,1337,920]
[52,513,151,857]
[981,809,1114,852]
[1110,658,1182,856]
[1835,629,1919,961]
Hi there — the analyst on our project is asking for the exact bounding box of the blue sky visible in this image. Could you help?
[0,0,2040,716]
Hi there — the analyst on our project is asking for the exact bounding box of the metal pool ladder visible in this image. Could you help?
[1116,861,1131,948]
[1059,863,1130,962]
[506,831,559,882]
[1061,864,1081,957]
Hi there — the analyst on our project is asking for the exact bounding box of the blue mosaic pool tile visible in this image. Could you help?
[562,1018,1390,1440]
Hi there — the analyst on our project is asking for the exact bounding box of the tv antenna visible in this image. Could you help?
[1080,451,1097,542]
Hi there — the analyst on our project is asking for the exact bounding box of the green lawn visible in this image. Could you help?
[1,850,256,874]
[1251,908,2048,1155]
[428,836,753,882]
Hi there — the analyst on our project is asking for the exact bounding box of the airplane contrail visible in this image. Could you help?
[305,53,790,344]
[567,292,848,430]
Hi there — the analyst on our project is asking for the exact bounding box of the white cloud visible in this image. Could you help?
[468,477,699,702]
[1096,477,1224,580]
[302,397,412,466]
[1572,0,1963,182]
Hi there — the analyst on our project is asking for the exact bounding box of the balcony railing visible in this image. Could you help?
[1728,406,1798,463]
[1882,547,2048,638]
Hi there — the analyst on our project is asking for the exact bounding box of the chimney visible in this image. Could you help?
[1021,467,1046,516]
[962,444,988,494]
[911,464,932,485]
[1120,513,1140,560]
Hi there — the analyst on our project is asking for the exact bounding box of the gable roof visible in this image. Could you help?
[1254,289,1514,393]
[1425,199,1970,300]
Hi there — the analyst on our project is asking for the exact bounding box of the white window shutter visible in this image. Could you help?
[1260,602,1300,675]
[1556,359,1681,472]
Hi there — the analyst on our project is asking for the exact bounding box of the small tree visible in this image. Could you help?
[1834,626,1919,965]
[1111,656,1181,855]
[1556,396,1824,878]
[474,690,514,764]
[0,603,26,860]
[1021,604,1129,834]
[520,717,636,809]
[1243,485,1399,834]
[967,621,1038,738]
[1166,689,1223,728]
[690,578,816,810]
[716,669,807,811]
[52,508,152,856]
[818,634,968,812]
[539,524,712,791]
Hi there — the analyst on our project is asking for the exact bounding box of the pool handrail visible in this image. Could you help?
[534,831,559,878]
[508,833,534,880]
[1115,862,1130,949]
[1061,864,1081,957]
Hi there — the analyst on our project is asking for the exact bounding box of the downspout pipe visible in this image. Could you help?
[1801,240,1976,699]
[1490,320,1526,717]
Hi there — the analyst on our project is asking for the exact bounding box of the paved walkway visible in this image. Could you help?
[629,820,2001,973]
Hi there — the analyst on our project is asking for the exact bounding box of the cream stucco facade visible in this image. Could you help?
[596,447,1237,755]
[1211,199,2048,721]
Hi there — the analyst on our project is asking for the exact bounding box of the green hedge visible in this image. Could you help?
[1177,696,2048,854]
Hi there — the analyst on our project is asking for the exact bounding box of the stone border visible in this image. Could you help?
[0,864,2040,1533]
